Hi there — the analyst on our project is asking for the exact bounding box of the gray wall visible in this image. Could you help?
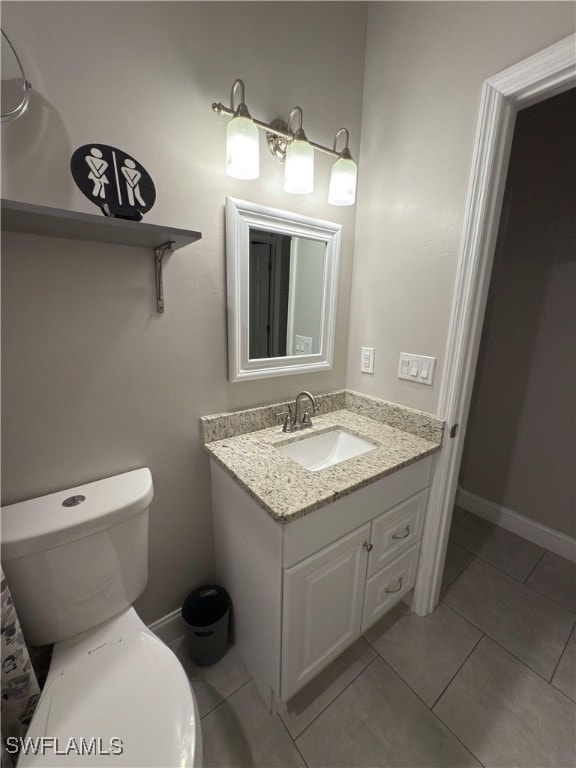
[347,1,575,413]
[2,1,574,625]
[459,88,576,537]
[0,1,367,624]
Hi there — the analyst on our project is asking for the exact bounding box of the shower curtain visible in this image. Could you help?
[1,566,40,768]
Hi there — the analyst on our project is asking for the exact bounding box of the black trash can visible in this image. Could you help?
[182,585,231,666]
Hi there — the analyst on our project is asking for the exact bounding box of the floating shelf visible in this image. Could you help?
[1,199,202,312]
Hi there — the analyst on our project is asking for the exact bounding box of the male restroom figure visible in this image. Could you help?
[121,158,146,208]
[85,147,109,199]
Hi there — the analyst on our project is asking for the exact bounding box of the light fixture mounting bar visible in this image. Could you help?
[211,101,341,159]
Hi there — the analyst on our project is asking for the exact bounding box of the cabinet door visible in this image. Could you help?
[281,523,370,700]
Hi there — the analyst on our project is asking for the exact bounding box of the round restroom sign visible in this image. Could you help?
[70,143,156,220]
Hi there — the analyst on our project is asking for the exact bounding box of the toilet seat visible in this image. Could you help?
[18,611,201,767]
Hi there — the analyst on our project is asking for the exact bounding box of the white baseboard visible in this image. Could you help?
[456,487,576,563]
[148,608,185,646]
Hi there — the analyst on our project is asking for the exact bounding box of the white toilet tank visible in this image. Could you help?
[1,468,153,646]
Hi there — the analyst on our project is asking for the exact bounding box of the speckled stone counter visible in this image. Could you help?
[202,391,444,522]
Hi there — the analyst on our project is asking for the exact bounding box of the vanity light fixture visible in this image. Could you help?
[284,107,314,195]
[212,79,358,205]
[225,80,260,180]
[328,129,357,206]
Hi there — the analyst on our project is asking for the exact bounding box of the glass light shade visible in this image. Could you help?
[328,156,357,206]
[226,115,260,180]
[284,139,314,194]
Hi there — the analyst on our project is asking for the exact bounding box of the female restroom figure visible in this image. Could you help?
[85,147,109,199]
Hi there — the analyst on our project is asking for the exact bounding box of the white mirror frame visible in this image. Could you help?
[226,197,342,382]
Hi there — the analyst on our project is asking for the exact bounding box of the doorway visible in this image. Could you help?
[413,34,576,616]
[457,87,575,555]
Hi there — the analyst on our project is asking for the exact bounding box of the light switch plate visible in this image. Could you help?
[361,347,375,374]
[398,353,436,385]
[295,335,313,355]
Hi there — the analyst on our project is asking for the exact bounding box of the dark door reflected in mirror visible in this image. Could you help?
[249,228,326,360]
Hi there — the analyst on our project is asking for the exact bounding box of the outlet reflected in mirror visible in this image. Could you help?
[226,198,342,382]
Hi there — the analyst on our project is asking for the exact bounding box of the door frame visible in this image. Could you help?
[413,34,576,616]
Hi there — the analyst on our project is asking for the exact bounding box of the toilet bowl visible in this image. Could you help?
[1,469,202,767]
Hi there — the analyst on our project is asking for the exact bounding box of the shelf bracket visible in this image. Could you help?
[154,241,174,313]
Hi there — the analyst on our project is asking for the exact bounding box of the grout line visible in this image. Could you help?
[549,623,576,689]
[444,545,576,616]
[294,655,380,742]
[379,656,487,768]
[447,538,539,586]
[440,600,574,689]
[276,711,310,767]
[523,549,547,584]
[430,630,484,710]
[440,552,478,595]
[199,676,252,720]
[519,575,576,614]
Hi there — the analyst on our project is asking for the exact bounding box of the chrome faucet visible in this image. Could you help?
[278,391,318,433]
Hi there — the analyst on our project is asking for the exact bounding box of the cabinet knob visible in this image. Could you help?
[392,525,410,540]
[363,541,373,552]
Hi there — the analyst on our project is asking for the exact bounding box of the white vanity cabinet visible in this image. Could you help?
[210,454,432,708]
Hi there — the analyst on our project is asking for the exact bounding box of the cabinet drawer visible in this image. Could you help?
[361,543,420,633]
[367,490,427,577]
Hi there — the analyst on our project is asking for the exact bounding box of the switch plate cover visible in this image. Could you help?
[398,353,436,385]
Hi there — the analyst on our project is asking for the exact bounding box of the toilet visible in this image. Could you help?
[1,468,202,767]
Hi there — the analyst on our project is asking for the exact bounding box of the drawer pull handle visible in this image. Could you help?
[392,525,410,540]
[363,541,374,552]
[385,577,403,594]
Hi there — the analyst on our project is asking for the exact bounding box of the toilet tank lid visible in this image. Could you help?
[1,468,153,561]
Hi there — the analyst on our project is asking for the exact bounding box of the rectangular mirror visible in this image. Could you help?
[226,198,342,382]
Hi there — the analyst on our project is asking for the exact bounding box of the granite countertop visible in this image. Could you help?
[203,399,443,522]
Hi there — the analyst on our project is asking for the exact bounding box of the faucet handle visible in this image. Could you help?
[276,405,293,432]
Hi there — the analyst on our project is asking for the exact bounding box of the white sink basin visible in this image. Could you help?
[277,430,376,472]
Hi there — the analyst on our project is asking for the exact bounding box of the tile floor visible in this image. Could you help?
[171,508,576,767]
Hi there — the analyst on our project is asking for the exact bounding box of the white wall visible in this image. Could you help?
[347,1,575,414]
[0,1,367,623]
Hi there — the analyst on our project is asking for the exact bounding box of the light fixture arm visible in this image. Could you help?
[288,106,306,140]
[212,83,347,160]
[333,128,353,161]
[230,79,245,112]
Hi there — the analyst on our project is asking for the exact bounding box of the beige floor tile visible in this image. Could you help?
[278,637,375,738]
[553,626,576,701]
[296,657,481,767]
[434,636,576,767]
[443,558,575,679]
[364,602,481,706]
[449,512,545,581]
[201,680,305,767]
[171,637,251,717]
[441,541,475,592]
[526,551,576,613]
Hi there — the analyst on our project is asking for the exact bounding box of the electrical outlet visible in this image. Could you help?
[361,347,375,374]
